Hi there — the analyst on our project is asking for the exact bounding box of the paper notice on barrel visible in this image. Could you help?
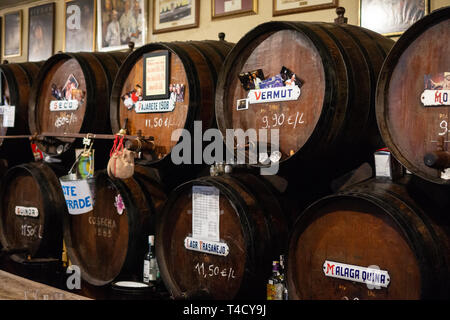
[2,105,15,127]
[192,186,220,242]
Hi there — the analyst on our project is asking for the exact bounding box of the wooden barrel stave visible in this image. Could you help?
[215,21,394,178]
[63,166,166,286]
[156,173,288,300]
[287,177,450,299]
[0,62,42,166]
[0,162,64,260]
[28,52,128,160]
[376,7,450,184]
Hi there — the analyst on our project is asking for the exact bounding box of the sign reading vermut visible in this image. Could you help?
[50,100,79,111]
[15,206,39,218]
[323,260,390,289]
[247,85,301,104]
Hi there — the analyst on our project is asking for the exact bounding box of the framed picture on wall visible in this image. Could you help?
[3,11,22,58]
[97,0,146,52]
[153,0,199,34]
[359,0,429,36]
[273,0,337,16]
[64,0,96,52]
[212,0,258,19]
[28,3,55,62]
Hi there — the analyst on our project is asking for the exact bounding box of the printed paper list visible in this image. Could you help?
[192,186,220,242]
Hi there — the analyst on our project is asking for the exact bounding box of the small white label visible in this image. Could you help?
[15,206,39,218]
[2,105,15,127]
[50,100,79,111]
[247,85,301,104]
[323,260,390,288]
[421,90,450,106]
[184,236,229,257]
[374,151,392,178]
[442,168,450,180]
[135,99,175,113]
[192,186,220,242]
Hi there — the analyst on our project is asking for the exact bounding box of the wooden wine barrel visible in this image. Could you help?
[109,39,234,170]
[0,162,65,260]
[28,51,129,159]
[215,21,394,177]
[0,61,42,166]
[287,177,450,299]
[376,7,450,185]
[63,166,166,286]
[156,172,289,300]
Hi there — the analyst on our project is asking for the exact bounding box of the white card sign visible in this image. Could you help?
[135,99,175,113]
[2,105,15,127]
[192,185,220,242]
[15,206,39,218]
[50,100,79,112]
[184,236,229,256]
[421,90,450,106]
[247,85,301,104]
[323,260,391,288]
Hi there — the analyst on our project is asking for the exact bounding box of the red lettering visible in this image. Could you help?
[435,91,442,104]
[254,91,261,100]
[326,263,335,275]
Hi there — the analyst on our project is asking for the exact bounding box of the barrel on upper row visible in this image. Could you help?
[215,21,394,177]
[0,62,42,167]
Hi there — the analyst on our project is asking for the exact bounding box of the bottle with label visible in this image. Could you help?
[279,254,288,300]
[267,261,283,300]
[143,235,158,283]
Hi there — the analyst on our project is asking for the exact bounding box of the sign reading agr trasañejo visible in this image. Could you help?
[184,236,229,257]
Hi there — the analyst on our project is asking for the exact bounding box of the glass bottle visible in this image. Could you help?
[267,261,283,300]
[143,235,157,283]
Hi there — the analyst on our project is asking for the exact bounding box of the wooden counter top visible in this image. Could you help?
[0,270,91,300]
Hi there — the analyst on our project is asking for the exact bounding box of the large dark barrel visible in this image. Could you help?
[215,21,394,178]
[63,166,166,286]
[0,62,42,166]
[109,39,233,187]
[28,51,129,165]
[156,172,288,300]
[376,7,450,185]
[0,162,65,260]
[287,177,450,299]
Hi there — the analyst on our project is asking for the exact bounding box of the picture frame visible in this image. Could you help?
[143,51,170,100]
[359,0,429,37]
[97,0,147,52]
[28,3,55,62]
[212,0,258,19]
[153,0,199,34]
[64,0,96,52]
[3,11,22,58]
[273,0,337,16]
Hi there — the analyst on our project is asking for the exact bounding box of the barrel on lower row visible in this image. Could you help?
[0,162,65,260]
[63,166,167,286]
[287,177,450,299]
[0,62,42,167]
[156,173,289,299]
[215,21,394,178]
